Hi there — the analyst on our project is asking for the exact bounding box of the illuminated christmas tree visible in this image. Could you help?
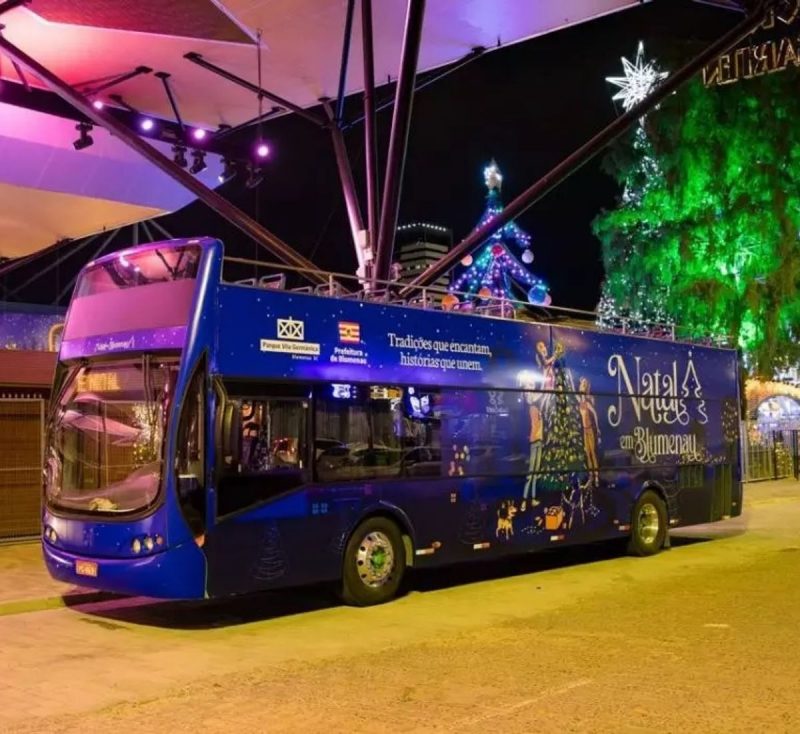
[538,353,585,491]
[448,161,550,306]
[594,42,800,375]
[596,42,672,333]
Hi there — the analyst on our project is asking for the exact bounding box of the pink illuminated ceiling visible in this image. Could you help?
[0,0,648,256]
[2,0,647,128]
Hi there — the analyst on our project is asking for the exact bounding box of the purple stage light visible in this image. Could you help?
[255,142,270,158]
[140,118,155,132]
[92,100,104,110]
[192,128,207,142]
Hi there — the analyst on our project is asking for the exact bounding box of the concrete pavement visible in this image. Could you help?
[0,479,797,733]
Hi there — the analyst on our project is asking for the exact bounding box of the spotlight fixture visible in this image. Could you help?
[192,128,207,142]
[73,122,94,151]
[92,99,104,111]
[255,141,270,159]
[218,158,237,184]
[140,118,155,132]
[190,149,207,174]
[246,164,264,189]
[172,145,188,168]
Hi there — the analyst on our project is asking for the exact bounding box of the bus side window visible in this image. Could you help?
[314,385,441,482]
[176,367,205,540]
[217,395,307,517]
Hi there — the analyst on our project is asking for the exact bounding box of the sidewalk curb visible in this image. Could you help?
[0,591,115,618]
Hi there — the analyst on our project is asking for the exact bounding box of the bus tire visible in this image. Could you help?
[341,516,406,606]
[627,490,668,557]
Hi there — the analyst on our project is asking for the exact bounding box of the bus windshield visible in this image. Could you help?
[45,357,178,514]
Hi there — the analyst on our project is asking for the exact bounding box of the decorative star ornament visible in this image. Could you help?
[484,160,503,191]
[606,41,668,112]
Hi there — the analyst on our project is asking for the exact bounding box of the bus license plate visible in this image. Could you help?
[75,560,98,577]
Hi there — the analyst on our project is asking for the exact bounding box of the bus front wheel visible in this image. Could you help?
[341,516,406,606]
[627,490,668,556]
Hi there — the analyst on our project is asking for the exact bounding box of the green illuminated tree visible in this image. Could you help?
[594,67,800,376]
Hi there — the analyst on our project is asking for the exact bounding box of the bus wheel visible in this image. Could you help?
[341,517,406,606]
[627,490,667,557]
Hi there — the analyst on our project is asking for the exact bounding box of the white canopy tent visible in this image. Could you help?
[0,0,649,258]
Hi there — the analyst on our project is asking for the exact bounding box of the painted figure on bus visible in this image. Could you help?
[535,340,559,391]
[521,388,543,511]
[577,377,600,489]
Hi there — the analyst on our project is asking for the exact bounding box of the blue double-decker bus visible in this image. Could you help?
[42,237,742,605]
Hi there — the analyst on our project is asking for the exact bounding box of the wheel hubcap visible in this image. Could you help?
[637,503,660,545]
[355,531,395,588]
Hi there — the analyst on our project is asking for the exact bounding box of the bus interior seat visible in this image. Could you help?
[222,402,241,468]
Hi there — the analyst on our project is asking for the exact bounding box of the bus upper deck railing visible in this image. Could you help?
[221,255,733,347]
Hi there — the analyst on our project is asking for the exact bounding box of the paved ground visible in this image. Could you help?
[1,480,798,733]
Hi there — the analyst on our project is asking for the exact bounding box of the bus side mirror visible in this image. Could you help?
[222,402,241,468]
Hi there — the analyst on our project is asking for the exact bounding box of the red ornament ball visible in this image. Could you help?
[441,293,459,311]
[460,255,473,267]
[478,286,492,299]
[491,244,504,257]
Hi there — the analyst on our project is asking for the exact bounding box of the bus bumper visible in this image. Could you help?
[42,541,206,599]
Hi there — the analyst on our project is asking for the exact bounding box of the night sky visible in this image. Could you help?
[6,0,739,309]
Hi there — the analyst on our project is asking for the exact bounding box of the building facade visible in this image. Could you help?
[394,222,453,295]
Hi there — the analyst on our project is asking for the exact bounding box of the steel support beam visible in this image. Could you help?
[5,233,100,300]
[82,66,152,96]
[401,0,773,296]
[322,99,366,275]
[0,238,72,280]
[54,229,120,305]
[148,218,175,241]
[0,35,328,283]
[0,0,28,17]
[155,72,185,133]
[346,47,484,129]
[184,52,327,129]
[215,106,283,140]
[336,0,357,124]
[361,0,379,269]
[373,0,426,286]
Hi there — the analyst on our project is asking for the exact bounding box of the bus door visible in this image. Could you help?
[204,383,312,597]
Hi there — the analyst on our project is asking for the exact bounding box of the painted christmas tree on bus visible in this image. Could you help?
[447,161,550,307]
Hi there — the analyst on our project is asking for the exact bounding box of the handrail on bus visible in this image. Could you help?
[221,255,732,347]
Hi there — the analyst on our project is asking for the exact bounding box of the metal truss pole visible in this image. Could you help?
[322,99,366,275]
[336,0,357,124]
[184,52,327,129]
[400,0,773,296]
[372,0,426,286]
[361,0,379,271]
[0,35,328,283]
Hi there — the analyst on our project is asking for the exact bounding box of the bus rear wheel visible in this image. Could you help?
[341,517,406,606]
[627,490,668,556]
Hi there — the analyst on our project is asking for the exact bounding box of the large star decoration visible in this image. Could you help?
[484,160,503,191]
[606,41,668,112]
